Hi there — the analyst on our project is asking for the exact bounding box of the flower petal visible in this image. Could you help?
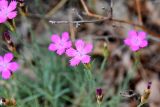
[0,11,7,23]
[7,11,17,19]
[84,43,93,54]
[130,45,139,51]
[56,48,65,55]
[8,1,17,12]
[81,55,90,64]
[62,32,69,41]
[75,39,84,51]
[0,56,3,72]
[48,43,57,51]
[0,56,3,63]
[2,70,11,80]
[4,53,14,63]
[65,41,72,48]
[8,62,19,72]
[70,57,80,66]
[138,31,147,40]
[140,40,148,48]
[0,66,3,72]
[128,30,137,38]
[0,0,8,10]
[51,34,60,43]
[124,38,131,46]
[66,48,77,57]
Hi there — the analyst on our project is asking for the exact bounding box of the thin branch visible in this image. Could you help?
[45,0,68,18]
[135,0,143,25]
[80,0,106,19]
[120,90,138,98]
[49,19,107,24]
[69,9,76,41]
[72,9,84,20]
[110,0,113,19]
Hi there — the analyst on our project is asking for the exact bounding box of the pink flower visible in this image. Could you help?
[0,53,19,79]
[48,32,72,55]
[124,30,148,51]
[0,0,17,23]
[66,39,93,66]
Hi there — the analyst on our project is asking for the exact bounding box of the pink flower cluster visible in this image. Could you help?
[0,0,17,23]
[124,30,148,51]
[0,53,19,79]
[48,32,93,66]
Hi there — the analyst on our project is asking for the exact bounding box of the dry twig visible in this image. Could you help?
[135,0,143,25]
[80,0,106,19]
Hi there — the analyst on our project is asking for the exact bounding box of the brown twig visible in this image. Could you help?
[69,9,76,41]
[35,0,68,32]
[80,0,106,19]
[120,90,138,98]
[110,0,113,19]
[49,18,109,24]
[45,0,68,18]
[135,0,143,25]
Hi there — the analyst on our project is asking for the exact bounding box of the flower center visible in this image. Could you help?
[59,42,64,47]
[0,62,8,70]
[77,50,85,58]
[56,40,65,49]
[132,37,141,46]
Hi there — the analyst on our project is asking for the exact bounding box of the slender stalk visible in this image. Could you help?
[100,57,107,72]
[5,22,15,32]
[97,103,101,107]
[137,103,144,107]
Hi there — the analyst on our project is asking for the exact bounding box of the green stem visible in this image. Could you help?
[84,69,92,80]
[97,103,101,107]
[5,21,15,32]
[100,57,107,72]
[137,103,144,107]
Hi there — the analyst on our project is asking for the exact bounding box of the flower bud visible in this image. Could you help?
[140,82,152,104]
[2,31,11,43]
[96,88,104,104]
[103,43,109,58]
[2,31,16,52]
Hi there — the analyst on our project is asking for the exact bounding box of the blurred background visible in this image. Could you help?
[0,0,160,107]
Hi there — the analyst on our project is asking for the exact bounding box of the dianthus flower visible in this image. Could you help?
[66,39,93,66]
[124,30,148,51]
[48,32,72,55]
[0,0,17,23]
[0,53,19,79]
